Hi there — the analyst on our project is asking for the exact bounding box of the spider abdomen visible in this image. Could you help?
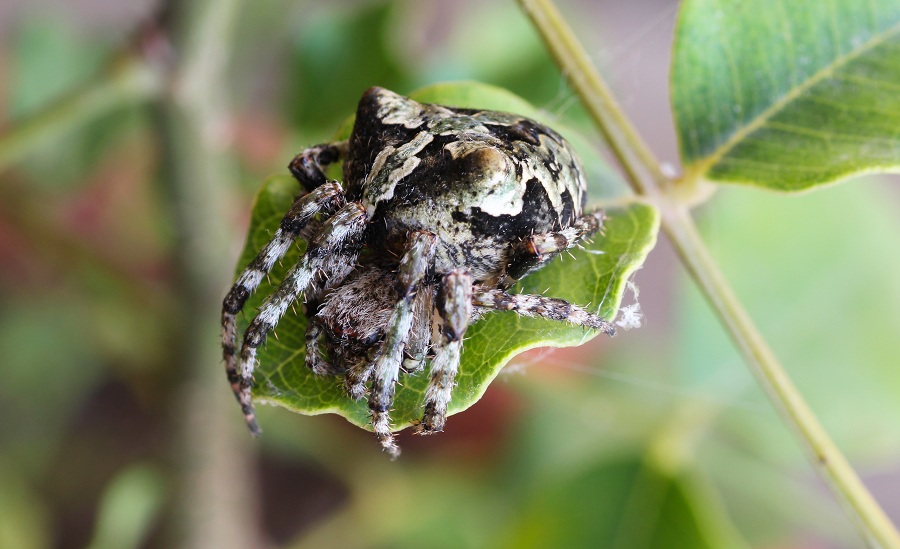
[351,88,588,281]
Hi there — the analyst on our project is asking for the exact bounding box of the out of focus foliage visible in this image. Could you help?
[1,1,898,548]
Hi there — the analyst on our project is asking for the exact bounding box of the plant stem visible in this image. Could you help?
[0,54,162,172]
[518,0,900,547]
[152,1,264,547]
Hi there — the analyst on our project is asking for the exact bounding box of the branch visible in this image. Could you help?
[517,0,900,547]
[0,54,162,172]
[152,1,265,547]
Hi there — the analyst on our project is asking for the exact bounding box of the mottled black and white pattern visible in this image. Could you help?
[223,87,616,457]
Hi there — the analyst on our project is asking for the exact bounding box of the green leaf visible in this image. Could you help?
[672,0,900,191]
[236,83,658,431]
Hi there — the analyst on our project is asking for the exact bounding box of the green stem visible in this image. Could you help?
[518,0,900,547]
[0,54,162,172]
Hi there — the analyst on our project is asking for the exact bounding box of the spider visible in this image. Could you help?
[222,87,616,457]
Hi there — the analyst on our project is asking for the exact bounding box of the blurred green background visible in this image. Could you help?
[1,1,899,548]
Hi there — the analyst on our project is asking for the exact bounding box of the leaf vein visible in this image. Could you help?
[764,120,900,144]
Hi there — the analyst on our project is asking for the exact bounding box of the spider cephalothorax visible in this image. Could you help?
[222,87,615,457]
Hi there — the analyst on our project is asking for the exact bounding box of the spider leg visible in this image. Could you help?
[503,209,605,285]
[345,356,375,400]
[472,288,616,336]
[288,141,347,192]
[236,202,368,434]
[340,283,433,399]
[369,231,438,458]
[305,317,342,376]
[417,268,473,434]
[222,183,344,425]
[402,285,434,373]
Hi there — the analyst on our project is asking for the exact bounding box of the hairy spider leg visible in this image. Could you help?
[472,288,616,336]
[283,142,348,309]
[222,182,345,427]
[369,231,438,458]
[418,268,473,434]
[503,209,606,285]
[401,287,434,373]
[343,286,435,393]
[288,142,347,192]
[344,348,376,400]
[305,318,342,376]
[479,208,615,335]
[236,202,368,434]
